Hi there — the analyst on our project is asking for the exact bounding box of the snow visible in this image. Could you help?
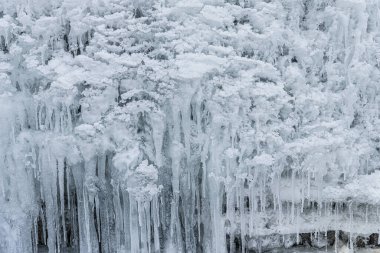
[323,171,380,205]
[173,53,227,80]
[200,5,234,28]
[32,17,60,40]
[174,0,204,14]
[74,124,96,138]
[125,160,161,202]
[251,153,274,166]
[0,62,11,72]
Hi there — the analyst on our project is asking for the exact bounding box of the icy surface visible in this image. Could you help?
[1,0,380,252]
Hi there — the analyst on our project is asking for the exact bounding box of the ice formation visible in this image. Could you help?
[1,0,380,252]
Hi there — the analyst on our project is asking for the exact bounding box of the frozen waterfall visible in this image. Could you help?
[2,0,380,252]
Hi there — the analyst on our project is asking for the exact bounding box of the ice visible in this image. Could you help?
[2,0,380,252]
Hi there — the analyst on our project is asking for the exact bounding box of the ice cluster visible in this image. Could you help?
[1,0,380,252]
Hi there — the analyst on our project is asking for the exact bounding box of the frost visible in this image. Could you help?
[125,160,161,202]
[173,53,227,80]
[174,0,204,14]
[200,5,234,28]
[1,0,380,252]
[251,153,274,166]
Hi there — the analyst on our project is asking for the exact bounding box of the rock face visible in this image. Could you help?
[1,0,380,252]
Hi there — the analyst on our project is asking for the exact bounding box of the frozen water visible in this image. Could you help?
[1,0,380,252]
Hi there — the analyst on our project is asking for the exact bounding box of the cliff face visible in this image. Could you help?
[1,0,380,252]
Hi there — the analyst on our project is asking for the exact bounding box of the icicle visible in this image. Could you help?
[260,176,264,213]
[195,93,202,136]
[168,102,185,252]
[197,186,201,242]
[249,183,254,236]
[296,206,300,245]
[307,171,311,201]
[300,172,304,213]
[33,218,38,253]
[146,203,151,253]
[130,197,140,253]
[153,196,160,252]
[171,103,182,194]
[159,195,165,233]
[46,107,53,130]
[181,102,191,162]
[278,172,282,226]
[55,108,60,132]
[38,105,43,130]
[71,163,89,253]
[263,174,267,212]
[95,196,100,243]
[41,208,47,246]
[11,124,16,143]
[83,188,93,253]
[151,113,164,167]
[291,170,295,224]
[35,104,39,130]
[39,149,59,253]
[121,191,130,251]
[59,108,63,133]
[239,184,246,252]
[66,163,70,210]
[66,105,73,132]
[139,201,148,253]
[201,138,209,197]
[113,185,122,251]
[58,159,67,244]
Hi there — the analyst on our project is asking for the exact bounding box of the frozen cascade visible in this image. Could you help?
[2,0,380,252]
